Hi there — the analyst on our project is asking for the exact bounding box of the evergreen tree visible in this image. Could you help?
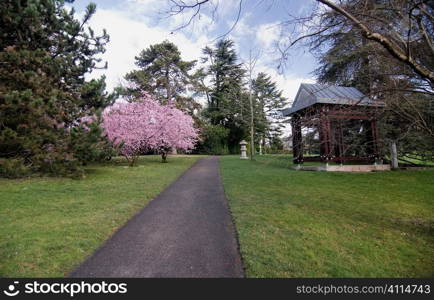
[0,0,113,176]
[120,40,199,114]
[200,39,247,152]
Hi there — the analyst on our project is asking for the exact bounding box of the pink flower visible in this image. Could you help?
[102,94,198,164]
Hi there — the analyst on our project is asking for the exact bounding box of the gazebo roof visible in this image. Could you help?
[282,83,384,116]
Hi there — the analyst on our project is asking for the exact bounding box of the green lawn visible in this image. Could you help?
[0,155,202,277]
[220,155,434,277]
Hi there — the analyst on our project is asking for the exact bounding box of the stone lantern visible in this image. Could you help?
[239,140,248,159]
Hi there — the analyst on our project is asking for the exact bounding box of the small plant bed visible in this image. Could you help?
[0,155,203,277]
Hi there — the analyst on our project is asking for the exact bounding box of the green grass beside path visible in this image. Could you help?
[0,155,202,277]
[220,155,434,277]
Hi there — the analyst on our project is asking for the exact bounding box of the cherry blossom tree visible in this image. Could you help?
[102,94,199,165]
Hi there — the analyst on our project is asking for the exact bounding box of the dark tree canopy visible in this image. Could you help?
[195,39,287,154]
[201,39,245,125]
[199,39,248,152]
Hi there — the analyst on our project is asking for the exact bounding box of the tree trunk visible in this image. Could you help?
[390,141,398,169]
[248,51,255,160]
[250,106,254,160]
[161,152,168,163]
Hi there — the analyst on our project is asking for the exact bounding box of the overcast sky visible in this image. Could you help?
[70,0,317,102]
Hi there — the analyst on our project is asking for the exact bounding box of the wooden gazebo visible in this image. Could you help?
[283,84,385,165]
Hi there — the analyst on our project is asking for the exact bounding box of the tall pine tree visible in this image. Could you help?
[200,39,247,152]
[120,40,199,114]
[252,72,287,152]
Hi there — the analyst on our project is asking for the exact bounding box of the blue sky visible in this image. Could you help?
[70,0,318,101]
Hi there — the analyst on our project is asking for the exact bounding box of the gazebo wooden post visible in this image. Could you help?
[319,110,332,162]
[324,117,332,162]
[335,120,344,163]
[291,115,303,164]
[318,121,325,161]
[370,119,379,160]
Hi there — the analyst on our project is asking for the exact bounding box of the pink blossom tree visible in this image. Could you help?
[102,94,199,165]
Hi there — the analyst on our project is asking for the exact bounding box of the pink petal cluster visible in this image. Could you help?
[102,94,199,162]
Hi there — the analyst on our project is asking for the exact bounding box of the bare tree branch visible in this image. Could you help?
[317,0,434,86]
[211,0,243,42]
[167,0,243,40]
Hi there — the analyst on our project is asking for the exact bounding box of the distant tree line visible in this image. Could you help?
[118,39,287,155]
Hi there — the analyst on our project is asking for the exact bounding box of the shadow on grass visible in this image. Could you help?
[392,218,434,235]
[87,155,165,168]
[250,155,295,170]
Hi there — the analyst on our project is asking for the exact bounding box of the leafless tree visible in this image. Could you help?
[243,49,261,160]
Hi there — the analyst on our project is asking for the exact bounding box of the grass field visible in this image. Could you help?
[0,155,202,277]
[220,155,434,277]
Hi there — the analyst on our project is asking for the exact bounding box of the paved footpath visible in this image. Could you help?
[70,156,244,278]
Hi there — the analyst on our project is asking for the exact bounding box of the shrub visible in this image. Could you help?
[196,125,229,155]
[71,116,116,164]
[0,158,30,178]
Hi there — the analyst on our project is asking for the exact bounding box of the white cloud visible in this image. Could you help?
[83,7,213,92]
[212,0,243,22]
[123,0,167,17]
[227,11,254,38]
[256,22,280,49]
